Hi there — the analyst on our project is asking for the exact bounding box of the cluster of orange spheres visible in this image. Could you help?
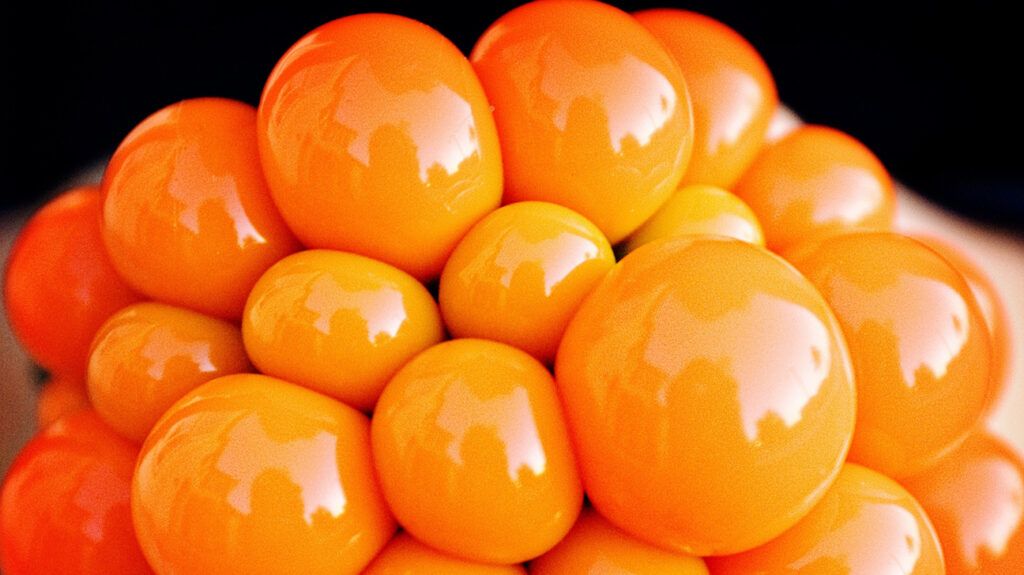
[2,2,1021,574]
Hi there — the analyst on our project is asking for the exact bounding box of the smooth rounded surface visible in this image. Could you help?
[258,13,502,280]
[734,125,895,252]
[555,237,856,556]
[4,187,140,376]
[243,250,443,411]
[531,509,709,574]
[36,375,89,429]
[903,432,1024,574]
[87,302,252,443]
[132,374,395,575]
[471,0,693,243]
[707,464,945,574]
[372,339,583,564]
[789,232,993,478]
[0,411,152,575]
[439,202,614,363]
[363,534,527,575]
[102,97,300,319]
[635,9,777,188]
[625,184,764,253]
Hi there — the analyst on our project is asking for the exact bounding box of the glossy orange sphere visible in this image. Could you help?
[555,237,856,556]
[790,232,993,478]
[635,9,777,188]
[102,97,299,319]
[363,534,527,575]
[903,432,1024,574]
[625,184,764,253]
[243,249,443,411]
[1,411,152,575]
[4,187,140,377]
[258,14,502,281]
[372,339,583,564]
[36,375,89,429]
[707,464,945,574]
[471,0,694,243]
[132,374,395,575]
[531,509,709,574]
[87,302,252,443]
[734,125,895,252]
[439,202,614,363]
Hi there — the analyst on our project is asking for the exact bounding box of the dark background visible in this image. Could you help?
[3,1,1022,230]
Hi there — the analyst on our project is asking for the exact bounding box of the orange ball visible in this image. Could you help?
[531,509,709,574]
[363,534,527,575]
[707,464,945,574]
[372,339,583,564]
[258,14,502,280]
[1,411,152,575]
[243,249,443,411]
[132,374,395,575]
[439,202,615,363]
[555,237,856,556]
[36,375,89,429]
[625,184,765,253]
[4,187,140,377]
[635,9,777,188]
[470,0,694,243]
[102,97,299,320]
[734,125,895,252]
[87,302,252,443]
[789,232,993,478]
[903,431,1024,574]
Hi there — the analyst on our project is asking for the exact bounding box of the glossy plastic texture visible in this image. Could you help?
[363,533,527,574]
[87,302,252,443]
[915,235,1012,413]
[102,98,299,319]
[4,187,140,377]
[243,250,443,411]
[0,411,152,575]
[258,13,502,280]
[531,509,709,574]
[470,0,693,243]
[439,202,615,363]
[903,432,1024,574]
[372,339,582,564]
[132,374,395,575]
[36,375,89,429]
[635,9,777,188]
[555,237,856,556]
[625,184,764,253]
[707,464,945,574]
[789,232,993,478]
[734,125,895,252]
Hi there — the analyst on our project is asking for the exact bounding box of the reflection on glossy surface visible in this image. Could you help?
[243,250,443,411]
[1,411,152,575]
[625,184,765,253]
[470,0,693,243]
[36,374,89,429]
[555,237,855,556]
[372,339,582,564]
[789,232,993,478]
[708,464,945,574]
[132,374,395,575]
[440,202,614,363]
[4,187,141,377]
[635,9,777,189]
[531,509,709,574]
[903,432,1024,574]
[102,98,299,319]
[364,533,527,574]
[258,13,502,280]
[87,302,251,443]
[734,125,895,252]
